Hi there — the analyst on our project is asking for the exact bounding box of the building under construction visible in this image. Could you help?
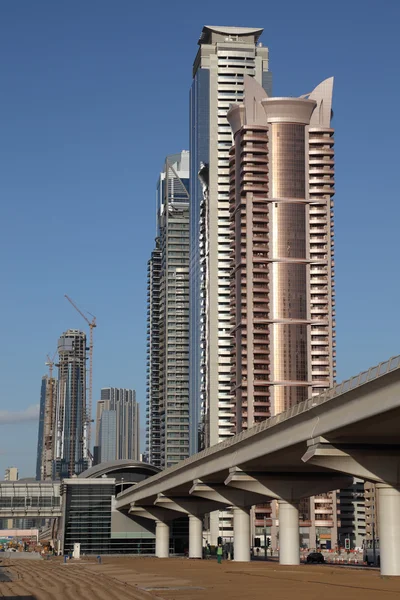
[36,375,58,481]
[53,329,88,479]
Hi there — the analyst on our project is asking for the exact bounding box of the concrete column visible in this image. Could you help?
[377,483,400,576]
[209,509,220,545]
[189,515,203,559]
[233,506,250,562]
[278,500,300,565]
[155,520,169,558]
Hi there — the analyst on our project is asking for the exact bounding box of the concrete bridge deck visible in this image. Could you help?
[116,354,400,576]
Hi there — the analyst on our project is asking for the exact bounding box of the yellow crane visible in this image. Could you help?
[45,349,57,379]
[64,294,97,454]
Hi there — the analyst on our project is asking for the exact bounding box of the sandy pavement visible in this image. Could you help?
[1,557,400,599]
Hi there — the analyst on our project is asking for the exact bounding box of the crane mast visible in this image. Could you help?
[64,294,97,456]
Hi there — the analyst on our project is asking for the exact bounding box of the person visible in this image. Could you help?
[217,543,223,564]
[205,544,211,559]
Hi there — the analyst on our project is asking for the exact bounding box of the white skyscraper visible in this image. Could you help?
[189,26,272,452]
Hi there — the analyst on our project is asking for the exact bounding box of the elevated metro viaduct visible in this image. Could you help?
[116,355,400,576]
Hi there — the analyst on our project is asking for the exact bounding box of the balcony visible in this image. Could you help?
[242,153,268,165]
[309,147,334,157]
[241,130,268,141]
[309,136,334,146]
[309,168,334,176]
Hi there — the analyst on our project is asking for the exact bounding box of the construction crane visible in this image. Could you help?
[45,349,57,379]
[64,294,97,455]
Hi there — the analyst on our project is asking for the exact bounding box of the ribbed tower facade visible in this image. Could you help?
[228,75,337,548]
[228,76,336,427]
[53,329,88,479]
[189,26,272,453]
[146,151,190,469]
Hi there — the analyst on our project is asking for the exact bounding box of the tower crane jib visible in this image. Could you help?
[64,294,97,456]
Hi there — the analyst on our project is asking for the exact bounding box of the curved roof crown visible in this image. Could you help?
[199,26,263,45]
[78,459,160,479]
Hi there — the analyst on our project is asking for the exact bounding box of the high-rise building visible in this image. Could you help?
[364,482,378,541]
[36,375,57,480]
[146,151,190,469]
[4,467,18,481]
[189,26,272,453]
[96,388,139,462]
[3,467,18,529]
[146,243,162,467]
[99,410,117,462]
[228,75,336,427]
[53,329,88,479]
[227,74,337,549]
[337,479,366,548]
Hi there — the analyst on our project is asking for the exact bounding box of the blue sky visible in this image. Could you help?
[0,0,399,477]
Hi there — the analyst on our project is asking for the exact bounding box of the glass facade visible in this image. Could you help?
[147,153,191,469]
[99,410,117,462]
[63,483,114,555]
[98,388,139,462]
[189,68,209,454]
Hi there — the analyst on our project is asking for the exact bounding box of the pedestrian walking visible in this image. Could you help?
[217,543,223,564]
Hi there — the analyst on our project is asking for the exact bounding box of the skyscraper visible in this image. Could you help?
[53,329,88,479]
[228,75,336,428]
[99,410,117,462]
[146,243,162,467]
[36,375,57,480]
[189,26,272,453]
[146,151,190,469]
[227,74,337,549]
[96,388,139,462]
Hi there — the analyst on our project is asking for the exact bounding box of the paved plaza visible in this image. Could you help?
[1,557,400,599]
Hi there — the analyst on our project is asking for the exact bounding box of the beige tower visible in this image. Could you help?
[228,75,337,549]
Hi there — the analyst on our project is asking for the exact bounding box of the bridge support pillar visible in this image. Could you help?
[233,506,250,562]
[377,483,400,576]
[155,520,169,558]
[189,515,203,559]
[278,500,300,565]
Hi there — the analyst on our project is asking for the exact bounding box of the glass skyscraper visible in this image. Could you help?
[95,388,139,462]
[146,151,190,469]
[99,410,117,462]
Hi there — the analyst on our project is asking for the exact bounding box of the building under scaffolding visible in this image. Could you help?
[36,375,58,481]
[53,330,88,479]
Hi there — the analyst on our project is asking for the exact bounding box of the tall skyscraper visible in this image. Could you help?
[228,75,336,428]
[146,243,162,467]
[96,388,139,462]
[146,151,190,469]
[36,375,57,480]
[227,74,337,549]
[53,329,88,479]
[99,410,117,462]
[189,26,272,453]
